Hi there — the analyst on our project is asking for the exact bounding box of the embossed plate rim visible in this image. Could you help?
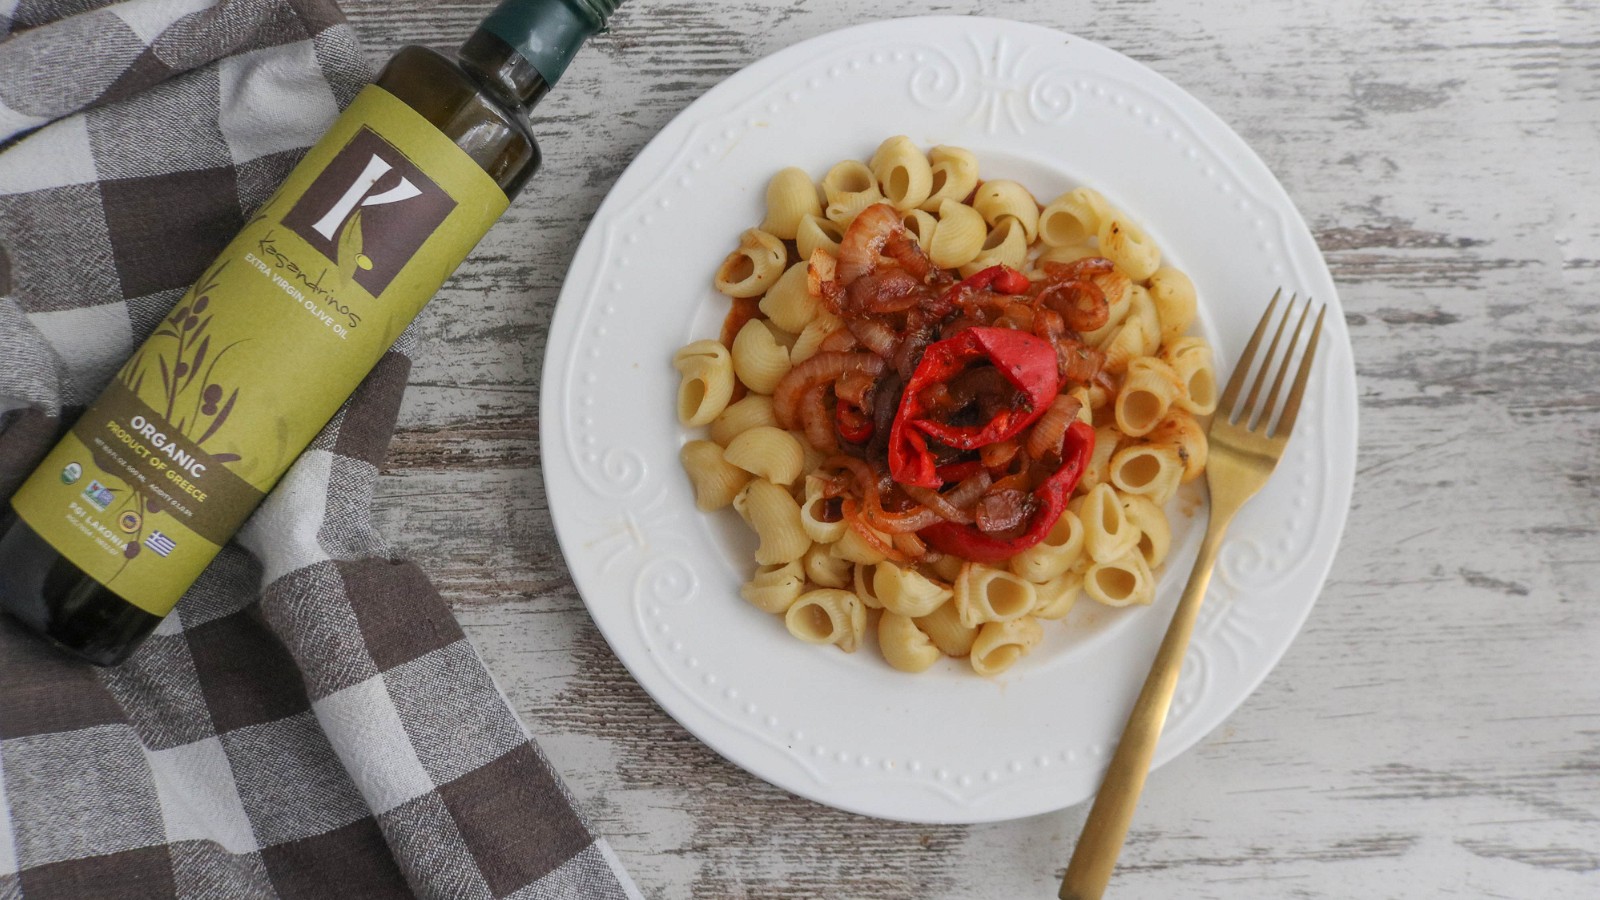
[540,16,1357,823]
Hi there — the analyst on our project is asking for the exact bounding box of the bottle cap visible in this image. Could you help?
[480,0,619,87]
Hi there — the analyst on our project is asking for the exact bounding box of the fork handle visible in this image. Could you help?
[1059,513,1233,900]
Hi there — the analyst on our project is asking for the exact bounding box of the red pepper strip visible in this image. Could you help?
[935,459,984,484]
[921,420,1095,562]
[888,326,1059,487]
[940,264,1032,307]
[835,401,874,443]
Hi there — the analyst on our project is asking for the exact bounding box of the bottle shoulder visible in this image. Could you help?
[376,46,541,198]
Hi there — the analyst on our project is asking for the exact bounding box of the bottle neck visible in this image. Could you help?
[458,28,551,111]
[464,0,608,109]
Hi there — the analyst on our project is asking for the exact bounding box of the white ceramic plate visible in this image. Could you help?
[541,17,1356,824]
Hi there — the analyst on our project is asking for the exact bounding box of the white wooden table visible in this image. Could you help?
[346,1,1599,896]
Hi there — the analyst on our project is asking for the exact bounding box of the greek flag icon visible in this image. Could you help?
[145,531,177,557]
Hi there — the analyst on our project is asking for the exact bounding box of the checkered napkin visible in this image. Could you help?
[0,1,639,897]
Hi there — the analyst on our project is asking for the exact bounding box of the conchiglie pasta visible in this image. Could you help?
[852,562,884,609]
[759,261,817,334]
[798,474,848,543]
[870,135,934,211]
[1147,409,1207,483]
[790,310,843,364]
[972,179,1040,244]
[795,215,844,259]
[715,229,787,298]
[730,319,792,395]
[709,394,777,446]
[830,521,890,564]
[684,139,1221,678]
[928,199,986,268]
[1108,442,1183,504]
[1115,357,1183,437]
[914,600,978,657]
[733,479,810,565]
[803,543,852,587]
[741,560,805,614]
[680,440,750,511]
[970,616,1044,676]
[954,563,1038,628]
[959,216,1028,276]
[673,340,735,425]
[1146,266,1197,345]
[785,589,867,652]
[1097,215,1160,282]
[1079,425,1122,494]
[878,612,942,673]
[1163,336,1219,416]
[920,145,980,211]
[900,208,938,253]
[872,561,952,618]
[721,425,805,486]
[1035,242,1100,271]
[1076,483,1140,564]
[761,167,822,239]
[1083,550,1155,608]
[1120,494,1171,568]
[1009,508,1085,583]
[1037,189,1103,247]
[822,160,882,227]
[1032,566,1085,620]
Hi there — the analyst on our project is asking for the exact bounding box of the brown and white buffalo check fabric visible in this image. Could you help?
[0,0,639,897]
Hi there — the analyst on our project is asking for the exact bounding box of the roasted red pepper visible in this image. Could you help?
[887,326,1060,487]
[940,264,1033,306]
[920,420,1095,562]
[835,401,874,444]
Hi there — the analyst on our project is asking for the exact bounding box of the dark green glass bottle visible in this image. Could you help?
[0,0,618,666]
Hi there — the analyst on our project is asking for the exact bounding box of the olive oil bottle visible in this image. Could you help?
[0,0,618,665]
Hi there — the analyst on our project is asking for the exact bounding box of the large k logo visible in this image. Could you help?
[310,155,424,242]
[283,127,457,297]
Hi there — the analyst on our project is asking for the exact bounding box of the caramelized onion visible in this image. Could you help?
[1025,394,1082,459]
[773,352,884,429]
[975,489,1033,534]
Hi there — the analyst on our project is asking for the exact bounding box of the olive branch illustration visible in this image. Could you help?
[116,258,246,461]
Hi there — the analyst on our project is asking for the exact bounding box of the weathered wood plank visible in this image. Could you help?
[344,0,1598,895]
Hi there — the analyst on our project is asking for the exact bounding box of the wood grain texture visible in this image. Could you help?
[344,0,1599,896]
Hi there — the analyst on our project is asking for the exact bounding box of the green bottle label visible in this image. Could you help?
[10,85,508,616]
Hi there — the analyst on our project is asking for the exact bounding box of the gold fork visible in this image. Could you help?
[1059,291,1327,900]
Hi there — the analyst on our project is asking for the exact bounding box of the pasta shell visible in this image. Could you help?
[878,612,942,673]
[761,167,822,240]
[759,261,817,334]
[914,600,978,657]
[679,440,750,511]
[672,340,735,425]
[1097,216,1161,282]
[972,179,1041,244]
[715,229,787,298]
[785,588,867,652]
[920,145,980,211]
[731,319,792,395]
[723,425,806,485]
[795,216,844,259]
[929,200,986,269]
[869,135,934,211]
[970,616,1044,677]
[741,560,805,614]
[1083,550,1155,608]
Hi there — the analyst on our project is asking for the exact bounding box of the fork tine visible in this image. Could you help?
[1271,303,1327,439]
[1261,298,1313,433]
[1241,294,1296,429]
[1217,288,1281,421]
